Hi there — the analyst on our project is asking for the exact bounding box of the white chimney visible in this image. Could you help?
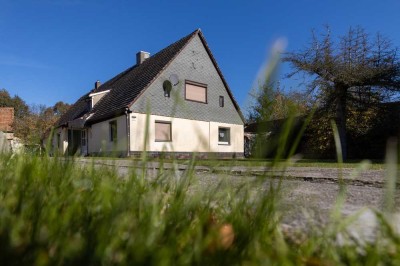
[136,51,150,65]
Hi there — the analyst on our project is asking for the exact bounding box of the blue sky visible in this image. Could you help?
[1,0,400,114]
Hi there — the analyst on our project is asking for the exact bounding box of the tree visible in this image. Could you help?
[248,83,310,123]
[284,26,400,159]
[0,89,30,140]
[0,89,14,107]
[30,102,71,144]
[0,88,70,144]
[246,82,311,158]
[0,89,29,118]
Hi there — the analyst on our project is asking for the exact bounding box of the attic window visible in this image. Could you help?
[185,80,207,103]
[219,96,224,107]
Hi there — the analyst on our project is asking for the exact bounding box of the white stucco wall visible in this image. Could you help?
[88,115,127,155]
[51,127,68,155]
[129,113,243,153]
[209,122,244,153]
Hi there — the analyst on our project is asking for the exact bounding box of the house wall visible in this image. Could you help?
[0,107,14,132]
[88,115,127,156]
[51,127,68,155]
[130,34,243,126]
[129,113,244,156]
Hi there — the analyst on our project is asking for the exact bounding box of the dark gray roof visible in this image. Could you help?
[56,29,245,127]
[87,29,200,124]
[56,93,90,127]
[55,69,129,127]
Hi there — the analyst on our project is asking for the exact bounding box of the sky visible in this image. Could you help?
[1,0,400,114]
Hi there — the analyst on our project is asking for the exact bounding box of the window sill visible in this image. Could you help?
[218,142,230,145]
[185,98,208,104]
[155,140,172,142]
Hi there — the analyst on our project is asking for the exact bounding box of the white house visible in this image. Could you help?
[53,29,245,158]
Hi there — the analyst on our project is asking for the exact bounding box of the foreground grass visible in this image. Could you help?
[0,153,399,265]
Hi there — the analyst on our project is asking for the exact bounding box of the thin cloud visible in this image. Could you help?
[38,0,95,6]
[0,54,52,69]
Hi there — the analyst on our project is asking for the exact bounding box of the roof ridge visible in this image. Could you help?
[144,29,199,61]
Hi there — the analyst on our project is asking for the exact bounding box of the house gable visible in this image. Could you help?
[130,33,244,125]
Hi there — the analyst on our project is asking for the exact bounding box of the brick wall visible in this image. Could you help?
[0,107,14,132]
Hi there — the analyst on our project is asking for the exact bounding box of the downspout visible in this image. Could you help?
[86,127,90,156]
[125,108,132,157]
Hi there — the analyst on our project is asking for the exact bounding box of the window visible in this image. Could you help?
[219,96,224,107]
[57,133,61,149]
[109,120,117,142]
[155,121,172,142]
[218,127,230,145]
[185,81,207,103]
[81,130,87,146]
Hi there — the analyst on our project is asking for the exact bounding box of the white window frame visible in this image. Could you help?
[218,127,230,145]
[185,80,207,104]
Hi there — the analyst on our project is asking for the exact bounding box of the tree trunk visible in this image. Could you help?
[335,85,348,160]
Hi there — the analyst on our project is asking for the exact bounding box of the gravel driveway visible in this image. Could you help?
[74,158,400,240]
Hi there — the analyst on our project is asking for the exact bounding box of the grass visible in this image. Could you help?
[0,152,399,265]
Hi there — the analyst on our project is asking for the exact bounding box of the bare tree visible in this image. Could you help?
[284,26,400,159]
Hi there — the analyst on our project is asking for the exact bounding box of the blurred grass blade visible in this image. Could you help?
[383,137,397,214]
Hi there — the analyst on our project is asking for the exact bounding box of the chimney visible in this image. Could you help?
[95,80,101,90]
[136,51,150,65]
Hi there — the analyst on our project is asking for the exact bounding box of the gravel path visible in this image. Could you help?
[73,158,400,240]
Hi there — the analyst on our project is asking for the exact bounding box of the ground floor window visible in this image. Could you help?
[218,127,230,145]
[155,121,172,142]
[109,121,117,142]
[81,130,86,146]
[57,133,61,149]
